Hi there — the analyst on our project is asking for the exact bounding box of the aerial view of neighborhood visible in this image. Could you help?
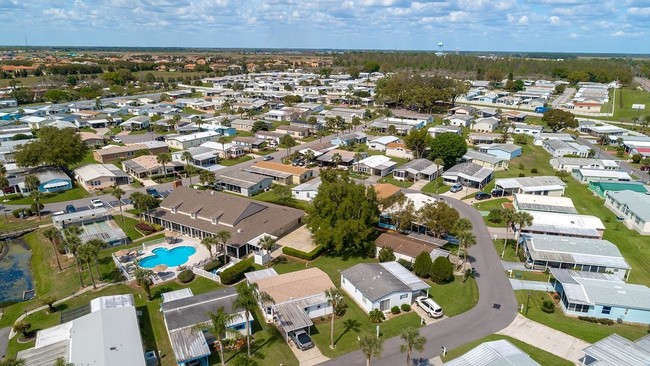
[1,2,650,366]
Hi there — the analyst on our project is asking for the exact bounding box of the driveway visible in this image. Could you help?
[412,305,447,326]
[288,341,329,366]
[277,225,317,253]
[0,327,9,358]
[319,192,518,366]
[509,279,554,292]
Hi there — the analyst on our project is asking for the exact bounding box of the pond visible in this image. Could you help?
[0,237,33,303]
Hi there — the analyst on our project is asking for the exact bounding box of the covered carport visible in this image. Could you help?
[274,303,313,342]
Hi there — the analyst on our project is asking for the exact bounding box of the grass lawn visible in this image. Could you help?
[421,177,450,194]
[272,255,377,287]
[6,187,90,205]
[251,187,313,211]
[377,175,414,188]
[113,214,145,240]
[72,151,100,169]
[601,88,650,122]
[444,334,573,365]
[472,197,510,212]
[515,291,648,343]
[426,276,479,317]
[219,155,253,166]
[493,239,520,262]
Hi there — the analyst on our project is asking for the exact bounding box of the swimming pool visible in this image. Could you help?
[139,246,197,268]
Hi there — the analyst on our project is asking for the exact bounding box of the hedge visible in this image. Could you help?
[578,316,615,325]
[219,258,254,285]
[204,259,224,272]
[282,245,326,261]
[177,269,195,283]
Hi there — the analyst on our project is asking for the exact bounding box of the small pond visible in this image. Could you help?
[0,237,33,303]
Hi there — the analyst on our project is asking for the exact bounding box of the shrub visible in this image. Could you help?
[135,223,156,232]
[413,251,432,278]
[177,269,195,283]
[390,306,400,315]
[518,173,526,177]
[203,259,224,272]
[578,316,614,325]
[530,168,538,174]
[369,308,385,323]
[334,301,348,316]
[487,209,503,223]
[397,259,413,271]
[378,247,395,262]
[430,257,454,284]
[541,299,555,313]
[12,209,23,218]
[219,258,254,285]
[400,303,411,312]
[282,245,325,261]
[31,202,44,213]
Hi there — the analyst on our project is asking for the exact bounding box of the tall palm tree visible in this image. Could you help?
[30,191,42,220]
[218,136,229,157]
[456,230,477,269]
[130,191,147,223]
[233,282,274,357]
[399,328,426,366]
[168,114,181,132]
[156,152,172,179]
[77,243,97,289]
[324,287,344,349]
[258,235,276,267]
[24,174,40,193]
[331,153,342,168]
[201,236,217,259]
[303,150,315,164]
[85,238,106,280]
[112,187,126,224]
[134,267,154,300]
[307,116,318,135]
[181,151,194,184]
[513,211,534,254]
[62,226,84,288]
[216,230,231,265]
[351,116,362,131]
[359,334,383,366]
[43,227,62,271]
[433,158,445,193]
[195,307,237,366]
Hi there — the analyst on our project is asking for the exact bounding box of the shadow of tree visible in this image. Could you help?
[334,318,361,345]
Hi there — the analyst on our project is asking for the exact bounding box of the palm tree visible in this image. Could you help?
[0,357,25,366]
[112,187,126,223]
[196,118,204,132]
[354,152,363,173]
[359,334,383,366]
[307,116,318,135]
[134,267,154,300]
[400,328,426,366]
[181,151,194,184]
[218,136,229,157]
[77,243,97,289]
[500,207,517,234]
[216,230,231,265]
[43,227,63,271]
[12,320,30,339]
[30,190,42,220]
[53,358,72,366]
[130,191,147,223]
[632,116,640,131]
[62,227,84,288]
[456,230,477,269]
[303,150,316,164]
[331,153,343,168]
[387,125,397,136]
[196,307,238,366]
[351,116,362,131]
[642,115,650,134]
[85,238,106,280]
[258,235,276,267]
[168,114,181,132]
[24,174,40,193]
[201,236,217,259]
[234,282,274,357]
[199,169,216,186]
[156,152,172,179]
[324,287,344,349]
[513,211,534,254]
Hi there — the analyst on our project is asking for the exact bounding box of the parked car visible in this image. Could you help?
[415,296,444,318]
[263,155,274,161]
[491,189,508,197]
[475,192,491,200]
[111,137,122,143]
[449,184,463,193]
[146,188,162,198]
[155,136,166,141]
[65,204,77,214]
[91,199,104,208]
[289,329,314,350]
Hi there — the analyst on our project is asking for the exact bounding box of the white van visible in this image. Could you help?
[415,296,444,318]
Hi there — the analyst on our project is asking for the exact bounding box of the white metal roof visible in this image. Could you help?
[444,339,540,366]
[90,294,135,312]
[583,334,650,366]
[161,288,194,303]
[380,261,430,292]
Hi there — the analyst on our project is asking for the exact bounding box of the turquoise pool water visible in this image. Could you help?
[139,246,196,268]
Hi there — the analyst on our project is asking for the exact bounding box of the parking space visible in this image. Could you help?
[287,339,329,366]
[412,304,448,325]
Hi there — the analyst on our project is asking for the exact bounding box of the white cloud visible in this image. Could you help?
[517,15,529,25]
[549,15,561,25]
[569,32,577,38]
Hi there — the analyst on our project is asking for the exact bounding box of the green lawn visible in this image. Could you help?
[421,177,450,194]
[251,187,313,212]
[6,187,90,205]
[427,276,479,317]
[493,239,520,262]
[219,155,253,166]
[71,151,100,169]
[113,214,145,240]
[472,198,510,212]
[600,88,650,122]
[272,255,377,287]
[376,175,414,188]
[515,291,648,343]
[444,334,573,365]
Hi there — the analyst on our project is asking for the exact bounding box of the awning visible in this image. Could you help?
[274,303,313,334]
[44,181,69,189]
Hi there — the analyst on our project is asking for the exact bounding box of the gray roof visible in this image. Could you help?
[463,150,506,165]
[394,158,441,175]
[32,166,70,183]
[496,176,566,191]
[292,177,322,192]
[443,162,494,183]
[444,339,540,366]
[18,340,69,366]
[162,287,238,330]
[341,262,429,302]
[523,234,631,270]
[168,326,211,363]
[483,143,522,153]
[606,191,650,221]
[274,302,313,333]
[582,334,650,366]
[218,170,271,188]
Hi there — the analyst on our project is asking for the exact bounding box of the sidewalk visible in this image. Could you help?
[410,179,429,191]
[497,313,590,364]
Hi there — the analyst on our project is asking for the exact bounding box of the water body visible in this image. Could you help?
[0,237,33,303]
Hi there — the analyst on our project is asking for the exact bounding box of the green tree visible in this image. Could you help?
[368,309,385,323]
[12,320,31,339]
[130,191,159,222]
[324,287,344,349]
[0,358,25,366]
[456,230,477,269]
[399,328,426,366]
[429,133,467,168]
[85,238,106,280]
[234,282,274,357]
[134,267,154,300]
[413,251,433,278]
[111,187,126,223]
[418,201,460,238]
[201,236,217,259]
[251,120,269,133]
[30,190,42,220]
[387,125,397,135]
[77,243,98,289]
[24,174,40,193]
[258,235,277,266]
[14,127,89,169]
[378,247,396,262]
[62,226,84,288]
[43,227,63,271]
[555,170,570,181]
[359,334,383,366]
[306,170,380,254]
[156,152,172,179]
[195,307,238,366]
[40,295,57,313]
[199,169,216,186]
[541,109,578,132]
[403,128,432,159]
[181,150,195,184]
[513,211,534,253]
[351,116,362,131]
[279,134,298,158]
[216,230,231,265]
[452,217,473,236]
[430,257,454,284]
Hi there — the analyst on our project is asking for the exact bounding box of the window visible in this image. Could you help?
[399,294,408,300]
[602,306,612,315]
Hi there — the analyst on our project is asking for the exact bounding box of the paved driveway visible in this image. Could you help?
[509,279,554,292]
[0,327,9,358]
[277,225,317,253]
[288,340,329,366]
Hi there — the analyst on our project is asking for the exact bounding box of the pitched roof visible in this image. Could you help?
[373,183,401,200]
[375,232,446,259]
[341,262,429,302]
[252,161,312,175]
[253,268,335,304]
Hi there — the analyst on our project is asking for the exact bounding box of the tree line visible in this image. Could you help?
[375,73,470,112]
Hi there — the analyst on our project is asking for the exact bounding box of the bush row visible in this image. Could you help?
[219,258,254,285]
[282,245,325,261]
[578,316,615,325]
[204,258,225,272]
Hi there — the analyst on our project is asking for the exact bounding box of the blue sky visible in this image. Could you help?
[1,0,648,53]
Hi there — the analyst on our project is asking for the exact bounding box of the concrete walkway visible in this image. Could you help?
[0,327,9,358]
[509,279,554,292]
[288,341,329,366]
[497,313,590,364]
[501,261,529,271]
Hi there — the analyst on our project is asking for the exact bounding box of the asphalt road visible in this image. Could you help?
[575,136,650,184]
[318,194,518,366]
[634,77,650,92]
[551,87,576,108]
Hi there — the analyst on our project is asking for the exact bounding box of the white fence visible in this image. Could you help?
[192,267,221,283]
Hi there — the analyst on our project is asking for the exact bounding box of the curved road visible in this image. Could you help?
[319,195,518,366]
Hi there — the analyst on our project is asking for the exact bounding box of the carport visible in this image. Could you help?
[274,303,313,342]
